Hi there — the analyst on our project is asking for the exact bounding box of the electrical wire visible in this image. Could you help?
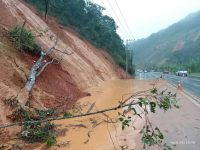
[107,0,132,39]
[99,0,132,39]
[113,0,135,39]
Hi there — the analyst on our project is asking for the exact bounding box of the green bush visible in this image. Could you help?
[8,107,56,146]
[21,121,56,144]
[9,25,41,55]
[46,137,56,147]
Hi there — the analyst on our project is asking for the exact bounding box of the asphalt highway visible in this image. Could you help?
[135,72,200,99]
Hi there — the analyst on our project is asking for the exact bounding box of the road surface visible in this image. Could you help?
[134,74,200,150]
[135,72,200,100]
[135,83,200,150]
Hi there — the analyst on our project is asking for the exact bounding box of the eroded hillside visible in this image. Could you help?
[0,0,126,142]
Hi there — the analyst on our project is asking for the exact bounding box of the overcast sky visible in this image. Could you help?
[92,0,200,40]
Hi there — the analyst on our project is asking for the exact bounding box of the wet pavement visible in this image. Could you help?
[135,83,200,150]
[136,72,200,100]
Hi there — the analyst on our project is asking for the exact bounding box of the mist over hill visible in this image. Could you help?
[133,11,200,72]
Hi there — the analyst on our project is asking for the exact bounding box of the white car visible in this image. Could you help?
[176,70,188,77]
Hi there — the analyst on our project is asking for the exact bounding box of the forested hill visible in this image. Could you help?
[26,0,134,73]
[133,11,200,72]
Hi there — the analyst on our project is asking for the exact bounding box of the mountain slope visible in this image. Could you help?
[0,0,127,141]
[133,11,200,69]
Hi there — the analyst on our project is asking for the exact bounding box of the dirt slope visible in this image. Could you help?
[1,0,124,89]
[0,0,126,143]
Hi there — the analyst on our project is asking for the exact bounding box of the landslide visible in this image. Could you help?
[0,0,126,143]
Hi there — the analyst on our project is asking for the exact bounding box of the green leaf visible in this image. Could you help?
[163,143,172,150]
[119,117,123,122]
[46,137,56,147]
[150,88,157,94]
[139,101,143,107]
[155,127,164,139]
[150,102,156,113]
[138,97,143,100]
[63,112,72,118]
[120,146,125,150]
[131,107,137,114]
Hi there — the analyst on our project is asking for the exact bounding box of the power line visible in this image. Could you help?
[89,0,133,40]
[99,0,113,18]
[99,0,132,39]
[89,0,114,24]
[107,0,132,39]
[113,0,135,39]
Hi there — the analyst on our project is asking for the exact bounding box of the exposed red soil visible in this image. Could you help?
[41,17,108,81]
[0,0,17,29]
[0,30,84,143]
[0,1,85,111]
[21,53,85,111]
[0,0,128,147]
[41,18,126,81]
[0,0,126,124]
[21,0,127,79]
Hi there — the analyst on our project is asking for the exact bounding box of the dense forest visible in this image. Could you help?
[25,0,134,74]
[132,11,200,73]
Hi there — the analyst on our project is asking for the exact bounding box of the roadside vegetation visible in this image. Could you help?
[25,0,134,74]
[152,59,200,75]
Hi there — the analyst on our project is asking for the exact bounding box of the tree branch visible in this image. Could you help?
[0,101,139,129]
[45,38,58,55]
[54,48,74,55]
[36,59,55,77]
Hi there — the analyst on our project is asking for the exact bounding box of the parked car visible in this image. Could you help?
[176,70,188,77]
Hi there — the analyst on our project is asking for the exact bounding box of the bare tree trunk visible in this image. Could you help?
[23,39,58,105]
[25,51,46,92]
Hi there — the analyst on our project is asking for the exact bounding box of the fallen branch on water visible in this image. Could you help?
[0,101,139,129]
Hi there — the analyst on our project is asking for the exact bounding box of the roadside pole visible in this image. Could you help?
[126,39,134,77]
[126,39,129,75]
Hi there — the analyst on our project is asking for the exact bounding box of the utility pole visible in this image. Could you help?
[126,40,129,75]
[125,39,134,76]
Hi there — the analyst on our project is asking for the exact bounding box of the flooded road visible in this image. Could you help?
[35,78,200,150]
[40,79,163,150]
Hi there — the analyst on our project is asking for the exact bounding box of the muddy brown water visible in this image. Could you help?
[35,79,164,150]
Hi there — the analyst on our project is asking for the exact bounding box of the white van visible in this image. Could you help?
[176,70,188,77]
